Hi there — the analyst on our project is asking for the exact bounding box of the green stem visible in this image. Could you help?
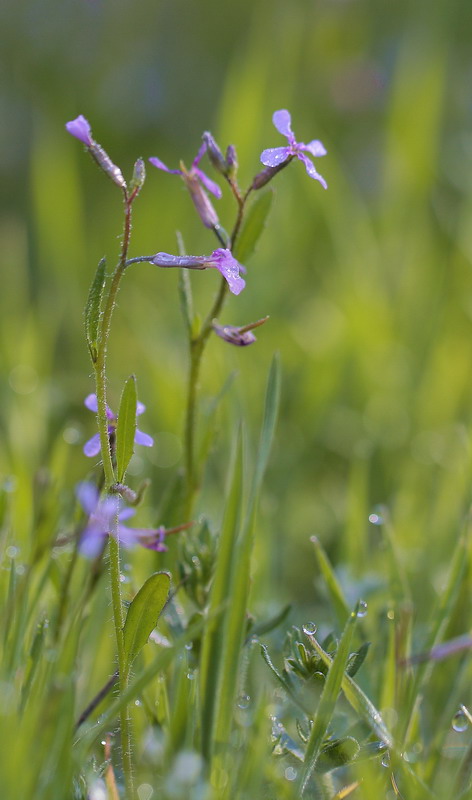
[92,190,135,799]
[182,186,252,517]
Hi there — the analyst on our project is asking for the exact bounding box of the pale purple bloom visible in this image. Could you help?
[152,249,246,295]
[77,482,137,558]
[83,393,153,458]
[76,483,172,557]
[149,142,222,198]
[65,115,93,147]
[149,142,221,228]
[260,110,327,189]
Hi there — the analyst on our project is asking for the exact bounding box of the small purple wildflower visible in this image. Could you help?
[65,115,93,147]
[212,315,269,346]
[65,115,126,189]
[77,482,137,558]
[149,143,221,228]
[152,249,246,296]
[149,142,222,198]
[260,110,327,189]
[83,393,153,458]
[76,482,185,557]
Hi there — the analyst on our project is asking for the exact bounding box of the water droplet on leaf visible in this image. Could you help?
[357,600,368,618]
[302,622,317,636]
[452,709,469,732]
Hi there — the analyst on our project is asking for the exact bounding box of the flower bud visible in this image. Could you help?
[251,161,289,190]
[129,158,146,196]
[203,132,227,175]
[225,144,238,177]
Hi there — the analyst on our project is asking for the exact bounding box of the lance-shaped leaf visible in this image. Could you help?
[233,190,273,263]
[84,257,106,362]
[115,375,137,482]
[122,571,170,674]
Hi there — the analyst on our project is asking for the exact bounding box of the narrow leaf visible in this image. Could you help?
[233,190,274,263]
[84,257,106,362]
[299,608,358,795]
[311,535,350,629]
[176,231,194,334]
[122,571,170,674]
[115,375,137,482]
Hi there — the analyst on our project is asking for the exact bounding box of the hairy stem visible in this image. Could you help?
[92,190,135,799]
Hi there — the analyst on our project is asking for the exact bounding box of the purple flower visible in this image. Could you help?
[65,115,93,147]
[152,249,246,296]
[260,110,327,189]
[212,315,269,346]
[77,482,138,558]
[149,143,221,228]
[83,393,153,458]
[149,142,222,198]
[77,482,191,557]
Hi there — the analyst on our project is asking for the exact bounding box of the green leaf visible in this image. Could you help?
[299,608,358,795]
[84,257,106,362]
[311,535,350,630]
[233,190,273,264]
[122,571,170,674]
[115,375,137,482]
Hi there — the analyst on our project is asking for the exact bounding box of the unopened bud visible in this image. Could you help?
[203,132,227,175]
[225,144,238,177]
[129,158,146,195]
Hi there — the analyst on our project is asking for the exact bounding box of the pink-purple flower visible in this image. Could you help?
[260,110,327,189]
[65,115,93,146]
[83,393,153,458]
[152,248,246,295]
[76,482,174,558]
[149,143,222,229]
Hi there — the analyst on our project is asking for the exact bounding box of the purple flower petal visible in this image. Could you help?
[134,429,154,448]
[83,433,102,458]
[260,146,291,168]
[213,323,256,346]
[84,393,99,413]
[149,157,182,175]
[116,525,139,549]
[272,110,294,140]
[303,140,327,158]
[118,507,136,521]
[296,153,328,189]
[136,401,146,416]
[193,167,222,199]
[80,524,107,558]
[76,481,99,515]
[192,141,207,168]
[84,393,114,419]
[66,115,93,147]
[209,249,246,295]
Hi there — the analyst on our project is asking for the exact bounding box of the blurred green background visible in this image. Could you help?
[2,0,472,619]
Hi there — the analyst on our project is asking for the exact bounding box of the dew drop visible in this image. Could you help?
[101,740,106,746]
[302,622,317,636]
[237,694,250,709]
[357,600,368,618]
[187,671,195,680]
[6,546,19,559]
[185,642,193,651]
[381,751,390,768]
[368,508,384,526]
[284,766,297,781]
[134,699,142,707]
[452,708,469,732]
